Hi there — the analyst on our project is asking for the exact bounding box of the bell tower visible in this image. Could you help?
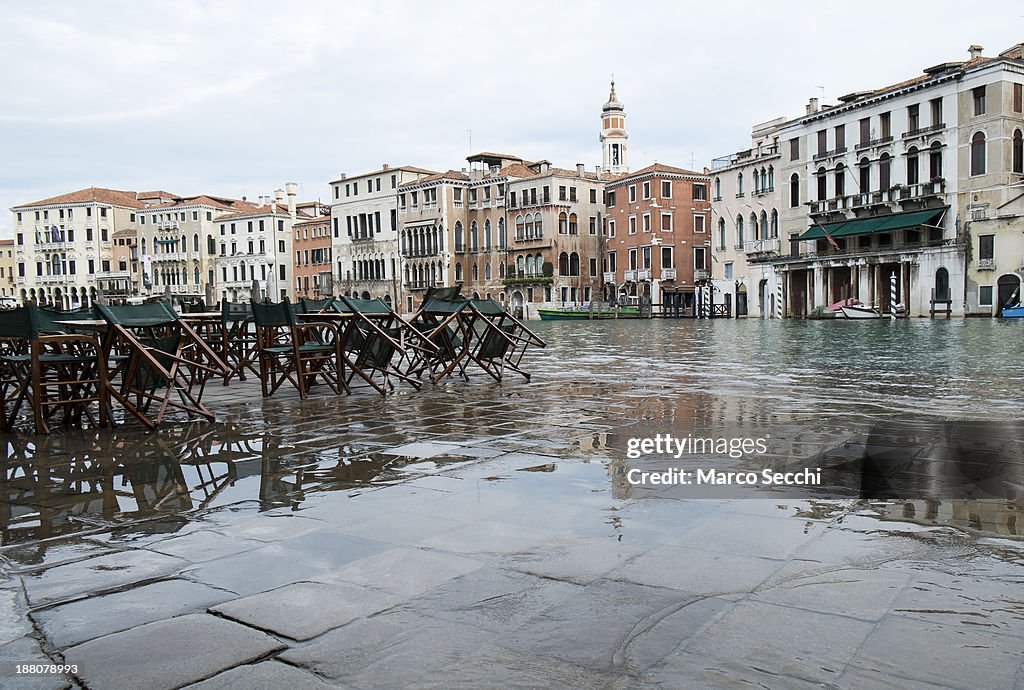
[600,78,628,174]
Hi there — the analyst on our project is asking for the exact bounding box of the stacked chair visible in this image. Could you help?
[0,306,108,434]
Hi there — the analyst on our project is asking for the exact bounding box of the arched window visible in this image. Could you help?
[929,141,943,180]
[718,218,727,249]
[789,173,800,208]
[558,252,569,276]
[752,170,760,194]
[472,263,478,280]
[141,238,147,255]
[750,213,759,241]
[714,177,721,199]
[524,214,534,238]
[517,255,525,276]
[858,157,871,193]
[484,263,491,280]
[816,167,827,201]
[879,153,892,190]
[515,215,525,240]
[736,215,745,247]
[193,234,199,252]
[470,221,478,251]
[760,211,768,241]
[497,217,506,248]
[568,213,578,234]
[499,263,505,278]
[569,252,580,276]
[770,209,779,238]
[207,235,215,255]
[558,212,568,234]
[484,219,492,250]
[737,172,744,195]
[455,262,463,281]
[194,267,200,285]
[454,221,464,251]
[767,166,775,190]
[906,146,919,185]
[835,163,846,197]
[970,132,986,176]
[1013,129,1023,174]
[534,213,543,237]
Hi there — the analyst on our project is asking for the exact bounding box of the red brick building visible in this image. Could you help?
[603,164,711,312]
[292,215,333,299]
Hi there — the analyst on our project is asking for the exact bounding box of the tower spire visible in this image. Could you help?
[600,77,628,174]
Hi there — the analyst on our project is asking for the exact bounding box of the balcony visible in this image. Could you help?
[661,268,677,280]
[694,269,710,281]
[743,238,780,255]
[603,271,616,283]
[153,252,189,262]
[400,248,441,259]
[812,146,848,162]
[895,179,945,201]
[976,258,995,271]
[623,269,638,282]
[96,270,131,280]
[902,123,945,140]
[855,135,894,152]
[637,268,652,281]
[809,196,850,216]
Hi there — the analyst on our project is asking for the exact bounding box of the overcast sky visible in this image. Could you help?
[2,0,1021,236]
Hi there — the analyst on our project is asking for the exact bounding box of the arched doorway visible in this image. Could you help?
[996,274,1021,315]
[737,284,748,317]
[361,291,371,300]
[510,290,524,319]
[934,267,950,302]
[759,279,769,319]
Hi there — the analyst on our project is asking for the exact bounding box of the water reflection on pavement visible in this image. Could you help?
[1,318,1023,689]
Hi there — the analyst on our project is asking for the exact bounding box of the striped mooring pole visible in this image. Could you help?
[889,272,898,321]
[776,275,784,319]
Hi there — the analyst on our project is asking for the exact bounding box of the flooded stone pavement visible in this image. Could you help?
[2,318,1023,688]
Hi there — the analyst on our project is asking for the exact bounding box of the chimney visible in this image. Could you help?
[382,164,390,171]
[286,182,298,220]
[806,97,819,115]
[968,44,983,59]
[577,163,585,177]
[540,162,549,174]
[339,173,347,181]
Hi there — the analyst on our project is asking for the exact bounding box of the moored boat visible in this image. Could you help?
[1001,304,1024,318]
[839,303,881,319]
[537,305,641,320]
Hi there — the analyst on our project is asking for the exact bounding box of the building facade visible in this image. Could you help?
[11,187,147,308]
[293,213,333,300]
[604,164,712,312]
[329,165,435,308]
[0,239,15,301]
[709,119,785,317]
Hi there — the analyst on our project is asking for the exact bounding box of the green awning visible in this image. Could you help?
[800,208,947,241]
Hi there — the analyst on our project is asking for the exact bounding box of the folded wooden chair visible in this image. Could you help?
[407,286,475,383]
[219,301,259,385]
[95,302,227,429]
[466,298,547,381]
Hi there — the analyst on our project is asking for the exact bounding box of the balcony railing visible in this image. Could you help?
[96,270,131,280]
[623,269,638,282]
[603,271,616,283]
[694,269,710,281]
[637,268,652,281]
[902,123,945,139]
[855,135,894,151]
[812,146,848,162]
[743,238,780,255]
[661,268,677,280]
[976,258,995,270]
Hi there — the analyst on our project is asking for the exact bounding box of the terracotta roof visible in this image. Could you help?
[214,204,308,222]
[467,152,522,162]
[15,187,145,210]
[497,163,539,179]
[0,239,14,246]
[399,170,470,188]
[111,228,137,238]
[137,190,178,200]
[144,195,255,212]
[604,164,707,187]
[293,215,331,226]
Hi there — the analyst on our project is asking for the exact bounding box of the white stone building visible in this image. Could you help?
[328,165,436,307]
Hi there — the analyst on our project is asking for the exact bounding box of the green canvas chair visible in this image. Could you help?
[466,298,546,381]
[219,301,259,385]
[250,297,344,399]
[95,302,227,429]
[0,306,108,434]
[407,286,476,383]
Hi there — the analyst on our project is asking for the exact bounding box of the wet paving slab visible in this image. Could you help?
[1,319,1024,687]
